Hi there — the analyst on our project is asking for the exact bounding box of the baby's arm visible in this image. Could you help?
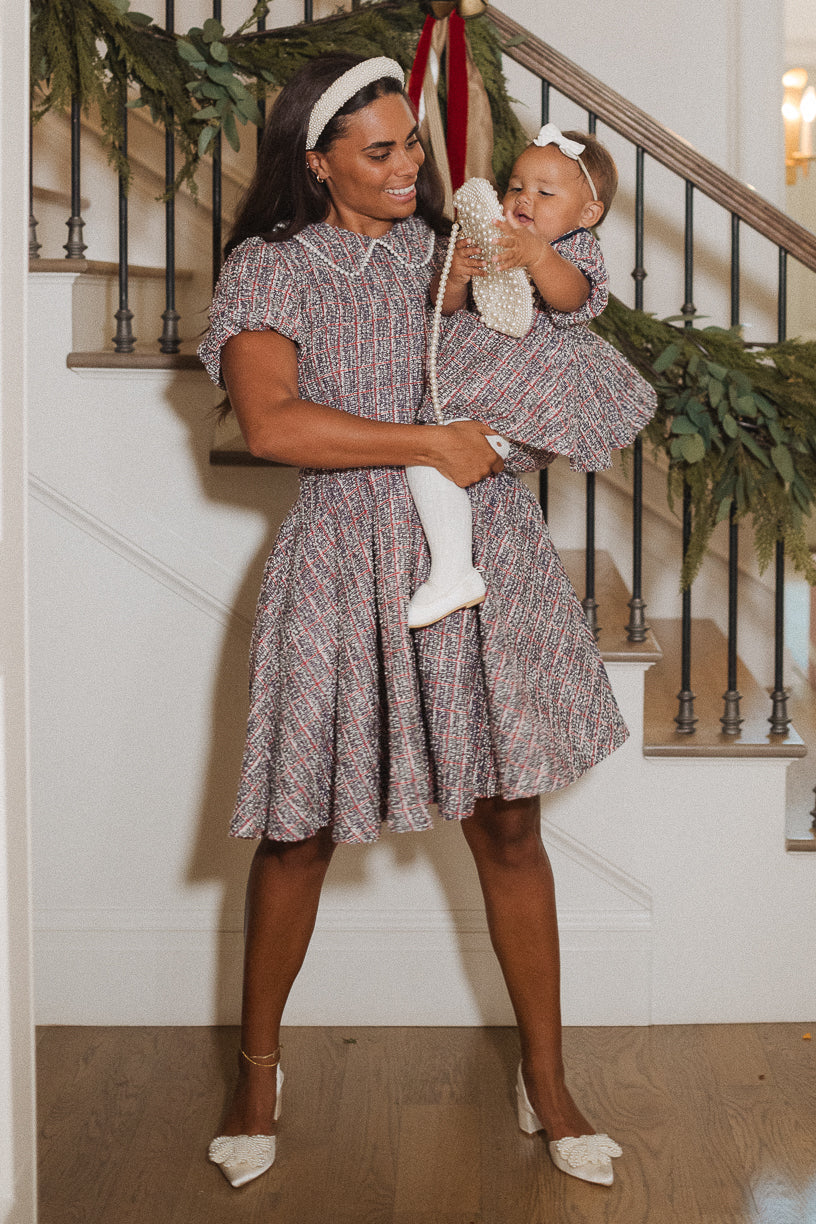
[429,235,488,315]
[492,221,590,313]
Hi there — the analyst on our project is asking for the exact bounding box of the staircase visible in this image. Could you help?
[27,1,816,1028]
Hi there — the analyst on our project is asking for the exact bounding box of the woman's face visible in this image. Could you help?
[307,92,425,236]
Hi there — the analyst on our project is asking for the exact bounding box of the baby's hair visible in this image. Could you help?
[560,131,618,224]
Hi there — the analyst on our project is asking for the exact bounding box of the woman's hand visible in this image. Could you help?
[425,419,506,487]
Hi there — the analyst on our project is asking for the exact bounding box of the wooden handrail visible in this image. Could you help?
[489,7,816,272]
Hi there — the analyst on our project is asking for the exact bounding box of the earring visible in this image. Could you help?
[306,163,324,184]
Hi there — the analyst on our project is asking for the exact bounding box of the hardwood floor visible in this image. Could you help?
[36,1024,816,1224]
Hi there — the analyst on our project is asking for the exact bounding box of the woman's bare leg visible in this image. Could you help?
[218,827,336,1136]
[462,794,592,1140]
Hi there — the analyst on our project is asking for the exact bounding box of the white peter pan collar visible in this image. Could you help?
[295,216,435,277]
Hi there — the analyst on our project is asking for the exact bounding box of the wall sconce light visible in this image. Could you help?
[783,68,816,184]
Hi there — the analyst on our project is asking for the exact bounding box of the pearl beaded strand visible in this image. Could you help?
[428,220,461,427]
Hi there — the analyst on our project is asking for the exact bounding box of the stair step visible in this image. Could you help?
[66,350,203,371]
[560,549,661,665]
[30,258,194,281]
[786,807,816,851]
[643,617,805,757]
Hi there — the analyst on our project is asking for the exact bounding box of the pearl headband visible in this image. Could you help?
[305,57,406,151]
[533,123,599,201]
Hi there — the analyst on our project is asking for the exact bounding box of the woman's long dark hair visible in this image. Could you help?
[225,53,447,256]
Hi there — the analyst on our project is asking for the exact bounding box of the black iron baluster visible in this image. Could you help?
[627,145,648,641]
[304,0,313,20]
[211,0,223,288]
[721,503,743,733]
[582,473,599,637]
[680,180,696,325]
[581,109,600,633]
[29,123,41,259]
[538,79,550,521]
[65,96,87,259]
[160,0,180,353]
[769,248,791,735]
[257,4,267,151]
[675,481,697,731]
[113,96,135,352]
[721,214,742,732]
[675,181,696,730]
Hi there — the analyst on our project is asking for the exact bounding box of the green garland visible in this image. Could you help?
[594,300,816,586]
[29,0,816,584]
[30,0,526,191]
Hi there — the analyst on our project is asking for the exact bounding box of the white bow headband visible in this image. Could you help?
[533,123,599,201]
[306,57,405,151]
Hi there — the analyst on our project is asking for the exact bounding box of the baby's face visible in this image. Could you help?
[502,145,596,242]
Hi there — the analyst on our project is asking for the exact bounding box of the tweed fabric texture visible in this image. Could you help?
[199,217,628,844]
[418,228,657,473]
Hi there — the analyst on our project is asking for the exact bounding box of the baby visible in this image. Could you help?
[406,125,656,628]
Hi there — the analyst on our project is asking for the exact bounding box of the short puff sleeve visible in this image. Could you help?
[198,235,303,388]
[544,228,608,329]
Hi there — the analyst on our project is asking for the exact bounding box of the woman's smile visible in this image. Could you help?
[307,93,425,235]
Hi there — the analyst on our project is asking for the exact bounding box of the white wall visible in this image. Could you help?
[28,0,816,1031]
[1,0,37,1218]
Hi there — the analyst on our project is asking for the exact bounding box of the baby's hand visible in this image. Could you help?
[447,236,488,285]
[491,219,547,272]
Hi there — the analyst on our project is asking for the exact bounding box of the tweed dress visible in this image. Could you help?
[199,216,628,845]
[417,228,657,473]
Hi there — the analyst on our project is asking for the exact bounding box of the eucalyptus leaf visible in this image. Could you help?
[770,444,795,483]
[679,433,706,464]
[223,107,240,151]
[210,41,229,63]
[176,40,205,65]
[207,63,237,84]
[707,362,728,380]
[722,413,738,438]
[709,380,724,408]
[738,429,770,466]
[197,123,216,157]
[736,395,757,417]
[670,417,700,435]
[202,17,224,42]
[792,486,809,513]
[653,343,681,373]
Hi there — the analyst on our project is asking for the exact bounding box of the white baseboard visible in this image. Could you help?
[33,906,652,1027]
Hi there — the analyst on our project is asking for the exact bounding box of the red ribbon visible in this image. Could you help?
[407,16,435,112]
[407,11,470,192]
[445,11,468,190]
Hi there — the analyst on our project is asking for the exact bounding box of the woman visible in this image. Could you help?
[199,52,625,1189]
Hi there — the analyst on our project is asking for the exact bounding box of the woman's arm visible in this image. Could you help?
[221,329,504,486]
